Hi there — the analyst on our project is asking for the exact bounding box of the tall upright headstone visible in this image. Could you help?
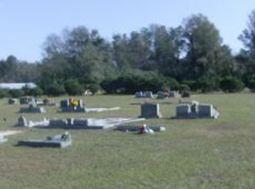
[17,116,28,127]
[140,103,162,119]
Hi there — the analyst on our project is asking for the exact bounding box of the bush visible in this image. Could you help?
[220,77,244,93]
[88,83,101,95]
[197,77,220,93]
[101,71,166,94]
[45,83,66,96]
[248,79,255,92]
[167,78,180,91]
[0,89,9,98]
[64,80,83,96]
[27,87,44,97]
[179,84,191,92]
[181,91,191,98]
[8,89,24,98]
[101,79,115,94]
[182,80,197,91]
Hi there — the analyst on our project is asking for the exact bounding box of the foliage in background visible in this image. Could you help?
[220,77,245,93]
[1,11,255,95]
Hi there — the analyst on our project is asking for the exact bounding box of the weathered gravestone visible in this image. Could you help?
[135,91,155,98]
[8,98,18,104]
[135,91,144,98]
[17,116,28,127]
[20,103,46,113]
[0,135,7,143]
[140,103,162,118]
[157,91,168,99]
[144,91,154,98]
[176,104,190,117]
[20,97,35,105]
[169,91,180,98]
[49,119,68,128]
[175,101,219,119]
[60,98,85,112]
[43,98,56,106]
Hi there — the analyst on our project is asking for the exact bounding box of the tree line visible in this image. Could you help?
[1,11,255,96]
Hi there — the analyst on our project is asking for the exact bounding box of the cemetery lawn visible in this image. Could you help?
[1,93,255,189]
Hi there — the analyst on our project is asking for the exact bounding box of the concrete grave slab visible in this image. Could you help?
[18,132,72,148]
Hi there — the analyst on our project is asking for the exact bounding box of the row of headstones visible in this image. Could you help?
[140,102,220,119]
[176,101,220,119]
[9,97,55,106]
[135,91,181,99]
[18,98,85,113]
[18,116,109,129]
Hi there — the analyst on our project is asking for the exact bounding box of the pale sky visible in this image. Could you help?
[0,0,254,62]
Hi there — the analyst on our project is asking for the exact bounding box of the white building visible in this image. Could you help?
[0,83,37,90]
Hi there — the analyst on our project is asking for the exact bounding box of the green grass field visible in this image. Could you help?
[0,94,255,189]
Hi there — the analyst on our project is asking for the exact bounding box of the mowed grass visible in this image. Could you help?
[0,94,255,189]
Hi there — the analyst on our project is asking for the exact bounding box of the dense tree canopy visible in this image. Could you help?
[1,12,255,95]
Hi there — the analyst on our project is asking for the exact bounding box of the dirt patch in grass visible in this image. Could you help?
[0,130,24,136]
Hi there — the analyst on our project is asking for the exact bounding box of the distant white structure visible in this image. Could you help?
[0,83,37,90]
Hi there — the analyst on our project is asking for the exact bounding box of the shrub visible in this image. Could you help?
[197,77,220,93]
[181,91,191,98]
[220,77,244,93]
[182,80,197,91]
[45,83,66,96]
[64,80,83,96]
[88,83,101,95]
[168,78,180,91]
[8,89,24,98]
[27,87,44,97]
[179,84,191,92]
[101,79,115,94]
[0,89,9,98]
[248,79,255,92]
[101,72,165,94]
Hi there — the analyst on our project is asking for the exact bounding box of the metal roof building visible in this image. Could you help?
[0,83,37,90]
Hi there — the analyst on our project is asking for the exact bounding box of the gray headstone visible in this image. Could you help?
[18,116,28,127]
[8,98,18,104]
[135,91,143,98]
[176,104,191,117]
[43,98,50,105]
[67,118,74,126]
[20,97,34,105]
[157,91,168,99]
[169,91,180,98]
[144,91,154,98]
[49,119,68,128]
[140,103,162,118]
[79,99,84,108]
[198,104,212,117]
[60,99,85,112]
[73,119,87,127]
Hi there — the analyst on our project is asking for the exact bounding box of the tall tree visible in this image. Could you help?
[41,26,115,87]
[239,10,255,59]
[150,24,184,78]
[183,14,223,79]
[112,29,152,69]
